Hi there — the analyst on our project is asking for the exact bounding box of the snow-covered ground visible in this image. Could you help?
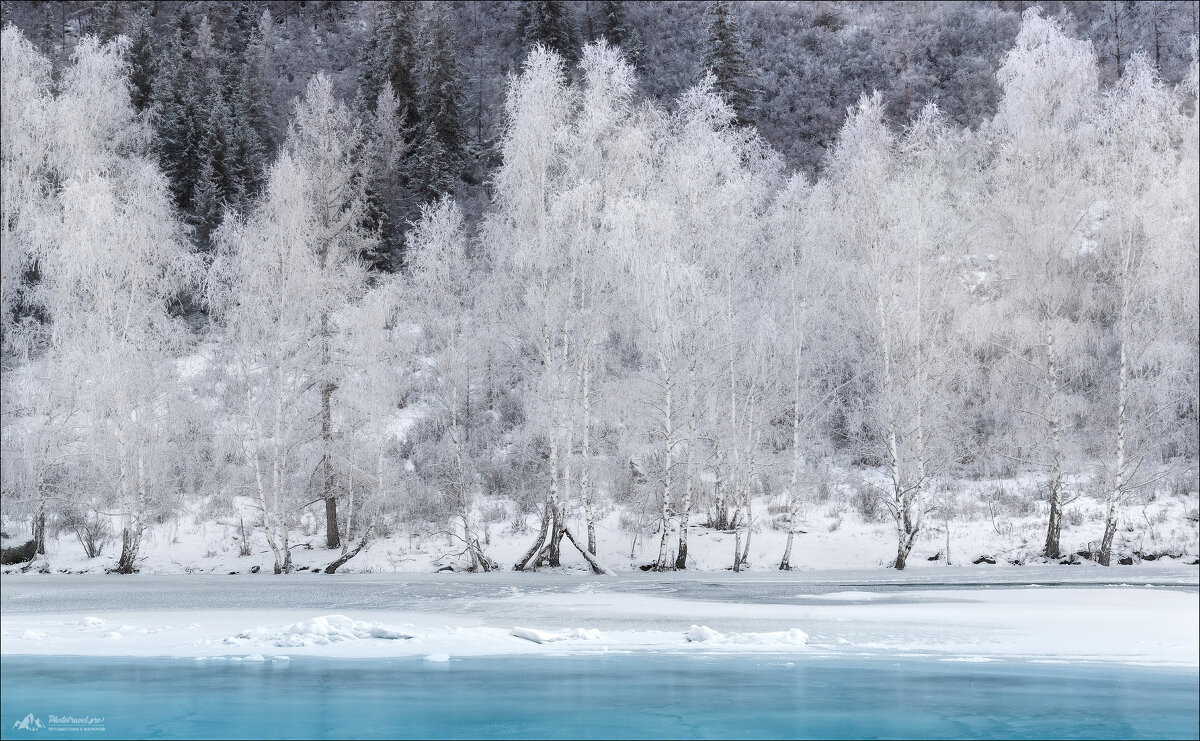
[2,570,1196,667]
[3,471,1196,576]
[5,469,1195,669]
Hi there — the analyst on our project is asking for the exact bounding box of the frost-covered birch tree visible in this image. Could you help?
[1090,54,1189,565]
[0,26,54,342]
[768,175,839,571]
[488,45,614,573]
[406,198,497,571]
[326,282,406,574]
[986,10,1101,560]
[829,95,967,569]
[210,155,319,575]
[485,47,575,570]
[33,36,197,573]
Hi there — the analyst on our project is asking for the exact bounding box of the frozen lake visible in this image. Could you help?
[2,569,1198,665]
[3,654,1197,739]
[2,571,1197,738]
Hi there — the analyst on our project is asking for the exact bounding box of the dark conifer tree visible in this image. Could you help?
[702,0,754,122]
[97,0,126,42]
[385,1,419,107]
[412,2,465,203]
[38,3,55,54]
[230,76,267,199]
[193,88,238,247]
[360,82,411,273]
[230,0,262,55]
[519,1,579,63]
[600,0,641,65]
[243,9,280,157]
[127,12,156,113]
[153,23,202,216]
[358,4,386,107]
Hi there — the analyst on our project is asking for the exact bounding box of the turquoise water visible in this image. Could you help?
[2,655,1197,739]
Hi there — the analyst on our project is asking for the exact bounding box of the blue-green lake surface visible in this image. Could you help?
[2,654,1197,739]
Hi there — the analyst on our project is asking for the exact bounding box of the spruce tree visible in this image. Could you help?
[194,88,238,247]
[152,25,202,215]
[413,1,465,203]
[360,3,420,120]
[519,1,579,63]
[230,78,267,200]
[243,9,280,157]
[385,2,419,104]
[127,12,156,113]
[230,0,262,55]
[192,154,222,248]
[362,84,410,272]
[600,0,641,65]
[702,0,754,122]
[38,4,56,55]
[97,0,126,42]
[357,4,386,108]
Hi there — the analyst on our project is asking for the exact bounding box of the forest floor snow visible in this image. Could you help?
[2,471,1197,577]
[1,570,1197,666]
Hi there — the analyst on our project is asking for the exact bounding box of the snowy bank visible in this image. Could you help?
[2,571,1196,666]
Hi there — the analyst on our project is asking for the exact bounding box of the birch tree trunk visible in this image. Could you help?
[676,341,698,570]
[1043,314,1065,560]
[654,327,675,571]
[1099,277,1131,566]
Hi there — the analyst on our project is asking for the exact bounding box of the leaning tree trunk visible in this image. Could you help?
[514,503,552,571]
[562,525,610,575]
[325,520,374,574]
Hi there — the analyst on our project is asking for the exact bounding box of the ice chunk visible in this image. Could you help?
[511,626,562,644]
[230,615,416,648]
[686,625,724,643]
[424,653,450,663]
[686,625,808,646]
[510,627,603,644]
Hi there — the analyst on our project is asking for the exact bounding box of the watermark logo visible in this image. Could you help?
[11,714,44,732]
[10,713,105,733]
